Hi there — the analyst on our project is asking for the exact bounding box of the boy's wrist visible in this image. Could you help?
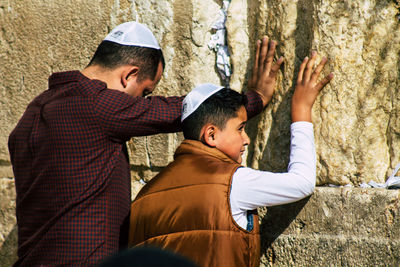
[291,105,312,122]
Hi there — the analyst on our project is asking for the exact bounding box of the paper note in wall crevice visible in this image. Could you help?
[208,0,231,87]
[359,163,400,189]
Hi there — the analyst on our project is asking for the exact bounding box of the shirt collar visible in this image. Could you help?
[48,70,105,89]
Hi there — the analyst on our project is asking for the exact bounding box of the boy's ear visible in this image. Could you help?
[201,124,218,147]
[121,66,140,88]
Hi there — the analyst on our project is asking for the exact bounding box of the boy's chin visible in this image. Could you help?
[227,155,242,164]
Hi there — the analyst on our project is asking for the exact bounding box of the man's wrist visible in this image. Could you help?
[244,90,264,119]
[253,90,272,107]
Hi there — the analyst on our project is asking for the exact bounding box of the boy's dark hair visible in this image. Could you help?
[88,41,165,82]
[182,88,248,140]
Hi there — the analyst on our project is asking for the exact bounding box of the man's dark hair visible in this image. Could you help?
[182,88,248,140]
[88,41,165,82]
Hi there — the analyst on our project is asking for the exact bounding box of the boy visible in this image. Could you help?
[129,53,332,266]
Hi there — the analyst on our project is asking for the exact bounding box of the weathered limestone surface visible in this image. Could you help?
[1,181,399,266]
[0,178,17,267]
[259,187,400,266]
[0,0,222,182]
[228,0,400,185]
[1,1,399,184]
[0,0,112,177]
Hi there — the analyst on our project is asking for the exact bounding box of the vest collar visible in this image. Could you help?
[175,140,240,164]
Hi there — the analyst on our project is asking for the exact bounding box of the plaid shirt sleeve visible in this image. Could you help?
[94,89,184,141]
[93,88,264,141]
[244,90,264,119]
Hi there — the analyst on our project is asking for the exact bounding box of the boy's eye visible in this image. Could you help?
[238,123,246,132]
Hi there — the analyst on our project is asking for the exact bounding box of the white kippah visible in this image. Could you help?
[181,83,224,122]
[104,21,161,50]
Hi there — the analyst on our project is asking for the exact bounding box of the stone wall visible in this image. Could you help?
[1,181,399,266]
[0,178,17,267]
[259,187,400,266]
[1,0,400,265]
[240,0,400,186]
[1,0,399,185]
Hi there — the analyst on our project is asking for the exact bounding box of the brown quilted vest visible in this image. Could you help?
[129,140,260,267]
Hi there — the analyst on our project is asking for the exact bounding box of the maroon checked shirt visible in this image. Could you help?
[8,70,263,266]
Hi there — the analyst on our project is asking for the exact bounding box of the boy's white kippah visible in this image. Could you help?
[181,83,224,122]
[104,21,161,50]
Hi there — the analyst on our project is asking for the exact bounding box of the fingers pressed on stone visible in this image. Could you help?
[311,57,328,83]
[304,51,317,82]
[264,41,276,73]
[316,73,334,91]
[297,57,309,84]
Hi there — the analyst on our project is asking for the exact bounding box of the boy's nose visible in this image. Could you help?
[243,131,250,146]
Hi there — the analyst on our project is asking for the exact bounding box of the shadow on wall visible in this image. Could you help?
[0,225,18,267]
[261,0,315,172]
[245,0,315,172]
[239,2,316,263]
[259,196,310,264]
[398,51,400,87]
[244,0,263,167]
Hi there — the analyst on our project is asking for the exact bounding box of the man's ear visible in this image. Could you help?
[201,124,218,147]
[121,66,139,88]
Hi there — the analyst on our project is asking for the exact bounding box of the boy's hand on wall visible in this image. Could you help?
[292,51,333,122]
[248,36,283,107]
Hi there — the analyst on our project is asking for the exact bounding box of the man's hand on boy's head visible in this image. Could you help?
[291,51,334,123]
[248,36,284,107]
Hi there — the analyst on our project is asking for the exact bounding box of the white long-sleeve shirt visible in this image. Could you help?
[230,121,316,229]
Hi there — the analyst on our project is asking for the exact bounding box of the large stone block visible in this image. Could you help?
[0,0,113,173]
[0,0,222,180]
[2,1,399,185]
[259,187,400,266]
[2,181,399,266]
[234,0,400,185]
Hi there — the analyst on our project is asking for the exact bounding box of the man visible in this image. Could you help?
[8,21,280,266]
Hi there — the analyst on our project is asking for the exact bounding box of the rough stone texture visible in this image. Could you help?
[259,187,400,266]
[1,0,399,184]
[0,178,17,267]
[0,0,112,177]
[234,0,400,186]
[0,0,222,181]
[1,181,399,266]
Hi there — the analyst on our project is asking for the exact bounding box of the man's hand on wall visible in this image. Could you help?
[248,36,283,107]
